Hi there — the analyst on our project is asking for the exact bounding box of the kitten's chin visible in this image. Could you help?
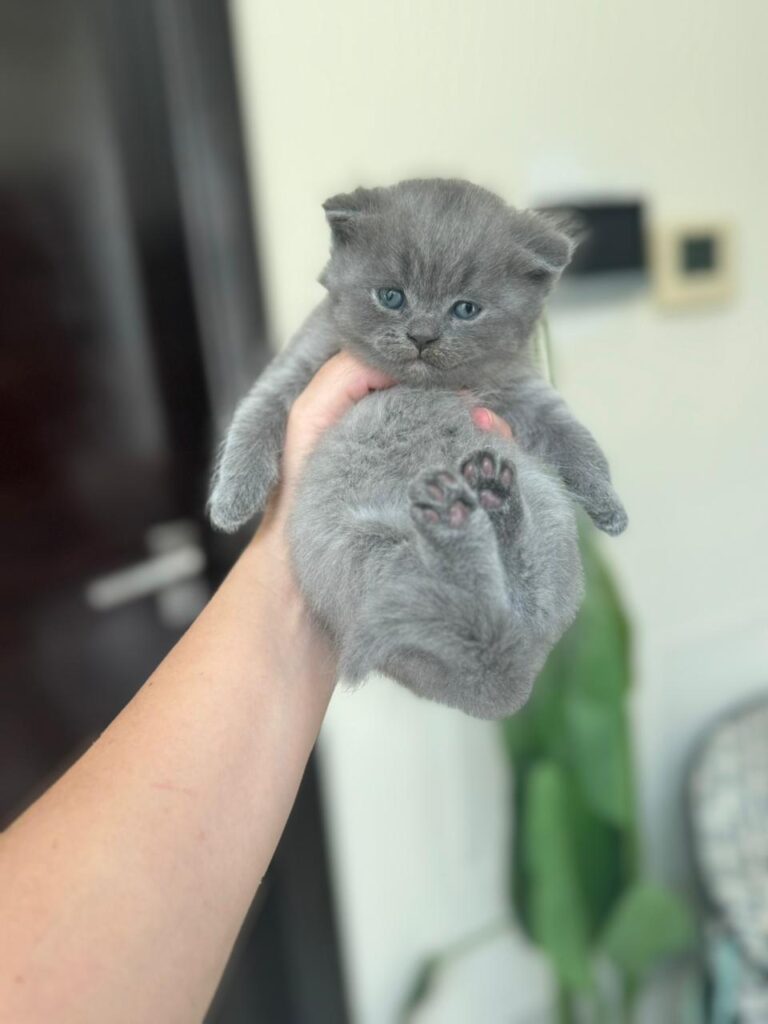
[347,342,460,386]
[388,357,472,388]
[350,344,427,383]
[398,358,433,382]
[398,355,474,387]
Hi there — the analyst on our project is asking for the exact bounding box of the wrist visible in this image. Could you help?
[239,518,338,696]
[244,514,293,588]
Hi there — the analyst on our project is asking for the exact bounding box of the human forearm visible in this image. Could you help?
[0,352,431,1024]
[0,530,334,1024]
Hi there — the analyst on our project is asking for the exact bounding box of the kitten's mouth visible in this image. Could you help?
[415,351,452,370]
[378,342,458,378]
[402,353,457,380]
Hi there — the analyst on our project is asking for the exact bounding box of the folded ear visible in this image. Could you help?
[511,210,580,280]
[322,186,381,245]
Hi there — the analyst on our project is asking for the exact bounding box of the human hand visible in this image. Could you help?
[258,353,513,542]
[282,353,395,494]
[469,406,514,440]
[257,352,394,541]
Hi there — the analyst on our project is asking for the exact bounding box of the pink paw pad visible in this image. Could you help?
[448,500,470,527]
[409,469,477,532]
[479,490,503,510]
[460,449,517,512]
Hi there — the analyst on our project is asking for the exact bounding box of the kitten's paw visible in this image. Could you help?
[589,489,629,536]
[207,451,279,533]
[409,470,477,533]
[460,449,518,513]
[208,486,262,532]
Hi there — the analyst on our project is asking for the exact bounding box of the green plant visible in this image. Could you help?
[402,524,695,1023]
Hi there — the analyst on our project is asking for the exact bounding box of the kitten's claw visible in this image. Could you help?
[409,470,477,532]
[460,449,518,513]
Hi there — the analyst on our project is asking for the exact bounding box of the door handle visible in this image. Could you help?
[85,520,206,612]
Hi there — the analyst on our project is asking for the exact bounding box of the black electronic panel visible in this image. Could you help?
[539,201,646,276]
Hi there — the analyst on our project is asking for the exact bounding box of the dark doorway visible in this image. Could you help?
[0,2,348,1021]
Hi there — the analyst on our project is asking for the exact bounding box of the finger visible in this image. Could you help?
[285,352,395,479]
[293,351,395,427]
[471,406,514,440]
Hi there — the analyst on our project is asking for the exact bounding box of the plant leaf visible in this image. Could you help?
[600,881,696,983]
[562,774,629,941]
[575,523,632,702]
[563,691,634,828]
[524,761,593,992]
[399,955,440,1021]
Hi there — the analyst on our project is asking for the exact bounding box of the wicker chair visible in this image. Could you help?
[688,697,768,1023]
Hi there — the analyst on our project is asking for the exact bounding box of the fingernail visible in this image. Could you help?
[472,408,493,431]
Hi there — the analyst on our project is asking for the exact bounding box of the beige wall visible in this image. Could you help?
[229,1,768,1019]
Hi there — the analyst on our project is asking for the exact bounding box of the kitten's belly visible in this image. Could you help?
[307,387,487,507]
[291,384,580,642]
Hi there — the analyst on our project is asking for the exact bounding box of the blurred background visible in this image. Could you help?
[2,1,767,1022]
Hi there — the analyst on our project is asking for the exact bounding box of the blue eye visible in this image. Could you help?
[376,287,405,310]
[452,300,481,320]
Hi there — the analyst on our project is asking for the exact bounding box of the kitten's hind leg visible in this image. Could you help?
[408,467,508,605]
[459,448,524,549]
[337,467,539,718]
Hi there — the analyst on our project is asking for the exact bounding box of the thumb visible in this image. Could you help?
[471,406,514,440]
[283,352,395,485]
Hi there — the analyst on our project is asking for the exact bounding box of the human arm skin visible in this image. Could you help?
[0,538,331,1024]
[0,353,391,1024]
[0,350,510,1024]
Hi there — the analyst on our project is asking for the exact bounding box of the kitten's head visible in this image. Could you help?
[319,178,574,386]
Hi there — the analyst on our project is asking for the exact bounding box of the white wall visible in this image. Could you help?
[228,1,768,1020]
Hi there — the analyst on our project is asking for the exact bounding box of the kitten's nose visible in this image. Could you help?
[407,331,440,353]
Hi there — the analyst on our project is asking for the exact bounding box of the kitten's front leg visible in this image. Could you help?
[208,388,287,532]
[459,448,524,549]
[208,306,338,532]
[506,376,628,535]
[408,466,508,605]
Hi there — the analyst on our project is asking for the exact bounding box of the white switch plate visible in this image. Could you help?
[652,220,735,309]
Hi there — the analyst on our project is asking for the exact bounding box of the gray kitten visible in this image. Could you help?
[209,179,627,718]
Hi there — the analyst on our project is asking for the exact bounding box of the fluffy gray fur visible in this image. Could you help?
[208,179,627,719]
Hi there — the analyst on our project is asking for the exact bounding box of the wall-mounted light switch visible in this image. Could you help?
[652,221,735,309]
